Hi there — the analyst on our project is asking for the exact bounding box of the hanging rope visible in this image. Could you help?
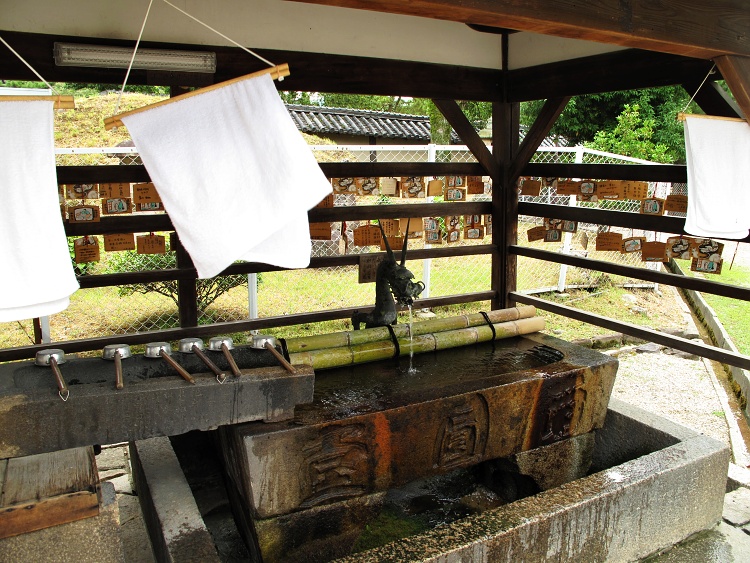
[0,35,59,94]
[681,63,716,115]
[115,0,155,116]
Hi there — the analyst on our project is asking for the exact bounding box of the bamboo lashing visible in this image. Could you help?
[677,112,746,123]
[285,307,545,371]
[104,63,290,130]
[0,95,75,110]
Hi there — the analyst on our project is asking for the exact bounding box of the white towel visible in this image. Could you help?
[684,116,750,239]
[122,74,332,279]
[0,101,79,322]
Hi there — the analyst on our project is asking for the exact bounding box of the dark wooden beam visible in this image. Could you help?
[432,99,501,178]
[508,49,715,102]
[512,292,750,372]
[685,80,744,119]
[287,0,750,59]
[714,55,750,124]
[510,96,570,181]
[0,30,501,101]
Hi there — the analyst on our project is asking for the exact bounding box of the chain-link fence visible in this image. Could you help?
[0,144,677,348]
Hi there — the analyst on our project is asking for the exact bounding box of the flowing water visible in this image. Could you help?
[408,305,417,375]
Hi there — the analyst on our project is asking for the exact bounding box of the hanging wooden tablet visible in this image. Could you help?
[104,233,136,252]
[381,236,403,252]
[464,214,482,227]
[358,254,382,283]
[464,226,484,239]
[67,204,100,223]
[309,222,332,241]
[331,178,356,193]
[137,234,166,255]
[99,183,131,199]
[427,178,445,197]
[622,237,646,253]
[401,177,425,198]
[561,220,578,233]
[542,177,558,189]
[664,194,688,213]
[579,181,598,202]
[446,229,461,243]
[691,258,723,274]
[444,216,461,233]
[447,176,465,188]
[556,180,581,196]
[353,224,382,246]
[640,198,665,216]
[399,218,423,236]
[445,187,467,201]
[424,230,443,244]
[596,181,625,200]
[527,225,547,242]
[380,219,398,237]
[132,182,161,204]
[466,176,484,195]
[692,238,724,260]
[623,181,649,200]
[519,178,542,196]
[544,230,562,242]
[580,231,589,250]
[102,198,132,215]
[595,231,623,251]
[66,184,99,200]
[356,177,379,196]
[73,236,100,263]
[641,241,668,262]
[136,202,165,212]
[665,236,693,259]
[544,218,564,231]
[484,214,492,236]
[423,217,440,232]
[379,178,399,196]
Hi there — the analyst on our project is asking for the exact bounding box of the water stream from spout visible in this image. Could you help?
[408,305,417,375]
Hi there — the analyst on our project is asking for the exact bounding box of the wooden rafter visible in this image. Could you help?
[714,55,750,124]
[286,0,750,59]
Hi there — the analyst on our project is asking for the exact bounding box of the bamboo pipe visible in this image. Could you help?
[284,306,537,354]
[289,316,545,371]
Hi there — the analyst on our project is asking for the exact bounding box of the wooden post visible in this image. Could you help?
[171,233,199,328]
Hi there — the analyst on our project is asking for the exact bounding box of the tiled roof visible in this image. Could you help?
[286,104,451,142]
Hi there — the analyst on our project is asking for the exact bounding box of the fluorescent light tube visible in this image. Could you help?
[53,42,216,73]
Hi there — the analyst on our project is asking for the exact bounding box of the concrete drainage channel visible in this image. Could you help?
[130,399,729,562]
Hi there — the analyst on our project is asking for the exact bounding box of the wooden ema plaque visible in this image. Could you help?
[640,198,665,216]
[102,198,131,215]
[544,230,562,242]
[466,176,484,195]
[561,220,578,233]
[445,187,467,201]
[379,178,399,196]
[104,233,136,252]
[446,229,461,243]
[132,182,161,204]
[595,232,623,251]
[544,218,563,231]
[427,179,445,197]
[484,214,492,235]
[331,177,356,193]
[527,225,546,242]
[444,216,461,233]
[137,234,166,255]
[401,177,425,198]
[665,236,693,259]
[399,218,422,235]
[555,180,581,196]
[136,202,164,212]
[641,241,668,262]
[692,239,724,260]
[99,183,130,199]
[309,223,332,240]
[381,236,403,252]
[358,254,382,283]
[73,236,100,263]
[423,217,440,232]
[664,194,688,213]
[353,224,382,246]
[622,237,645,253]
[380,219,398,237]
[424,230,443,244]
[67,204,100,223]
[623,181,649,200]
[596,181,625,200]
[66,183,99,200]
[356,177,378,196]
[464,226,484,239]
[465,214,482,227]
[519,178,541,196]
[692,258,723,274]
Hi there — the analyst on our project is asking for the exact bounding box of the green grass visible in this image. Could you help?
[680,260,750,355]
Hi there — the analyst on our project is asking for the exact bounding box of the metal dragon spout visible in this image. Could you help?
[352,219,425,330]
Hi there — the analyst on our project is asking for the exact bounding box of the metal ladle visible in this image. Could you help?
[208,337,241,377]
[144,341,195,385]
[103,343,131,390]
[252,334,296,374]
[179,337,225,383]
[35,348,69,401]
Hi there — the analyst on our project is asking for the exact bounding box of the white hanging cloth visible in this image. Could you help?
[684,115,750,239]
[121,73,332,278]
[0,100,79,322]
